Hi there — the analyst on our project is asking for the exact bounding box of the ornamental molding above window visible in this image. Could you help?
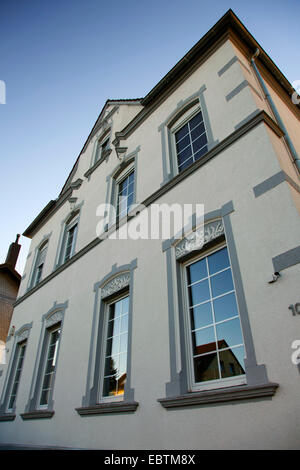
[101,272,131,299]
[45,310,63,329]
[175,219,224,260]
[16,328,31,343]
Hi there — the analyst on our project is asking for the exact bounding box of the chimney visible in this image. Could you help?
[5,234,21,269]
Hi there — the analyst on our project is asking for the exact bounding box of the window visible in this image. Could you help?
[31,241,48,287]
[75,261,138,415]
[116,170,135,220]
[38,325,61,408]
[95,137,109,164]
[184,245,245,390]
[7,341,27,411]
[174,110,208,173]
[59,213,79,265]
[101,295,129,399]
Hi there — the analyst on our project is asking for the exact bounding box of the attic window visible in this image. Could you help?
[95,137,110,164]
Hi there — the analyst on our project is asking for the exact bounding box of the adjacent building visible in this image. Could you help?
[0,236,21,365]
[0,10,299,449]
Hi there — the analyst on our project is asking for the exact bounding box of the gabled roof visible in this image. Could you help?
[22,9,299,239]
[59,98,143,197]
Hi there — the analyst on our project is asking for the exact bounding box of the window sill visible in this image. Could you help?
[0,413,16,421]
[20,410,55,420]
[75,401,139,416]
[157,382,279,409]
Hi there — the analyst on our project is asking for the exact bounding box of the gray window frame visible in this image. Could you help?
[158,86,218,185]
[0,323,32,420]
[27,234,51,291]
[76,260,138,415]
[158,202,278,408]
[21,302,67,419]
[54,202,84,270]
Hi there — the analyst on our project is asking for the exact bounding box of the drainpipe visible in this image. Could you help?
[251,48,300,174]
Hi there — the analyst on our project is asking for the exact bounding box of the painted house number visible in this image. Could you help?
[289,303,300,316]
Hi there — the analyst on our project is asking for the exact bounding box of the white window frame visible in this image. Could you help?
[181,241,246,392]
[170,105,208,175]
[37,324,61,410]
[114,165,135,222]
[99,291,130,403]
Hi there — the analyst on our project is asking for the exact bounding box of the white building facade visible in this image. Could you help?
[0,10,300,450]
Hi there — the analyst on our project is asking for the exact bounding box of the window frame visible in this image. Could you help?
[94,135,110,165]
[21,303,67,419]
[76,260,138,415]
[171,106,208,175]
[58,212,79,266]
[115,166,135,222]
[98,291,130,403]
[158,205,277,409]
[31,240,48,287]
[37,323,61,410]
[0,324,32,420]
[6,340,27,412]
[181,241,246,393]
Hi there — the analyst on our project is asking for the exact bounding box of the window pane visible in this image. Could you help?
[194,145,208,161]
[208,247,230,275]
[104,356,119,376]
[188,279,210,306]
[190,302,213,330]
[194,353,220,383]
[103,296,129,398]
[119,333,128,353]
[103,376,117,397]
[177,145,192,166]
[213,292,238,323]
[192,132,207,153]
[192,326,216,356]
[106,336,119,357]
[216,318,244,349]
[122,296,129,314]
[187,259,207,284]
[175,123,189,141]
[176,134,190,153]
[219,346,245,378]
[118,353,127,377]
[178,157,193,172]
[40,389,51,406]
[189,111,203,130]
[120,314,128,334]
[185,246,245,387]
[210,269,234,297]
[190,121,205,141]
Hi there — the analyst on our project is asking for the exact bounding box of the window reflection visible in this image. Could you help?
[103,296,129,397]
[186,246,245,385]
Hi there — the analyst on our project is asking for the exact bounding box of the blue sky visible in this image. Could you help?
[0,0,299,274]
